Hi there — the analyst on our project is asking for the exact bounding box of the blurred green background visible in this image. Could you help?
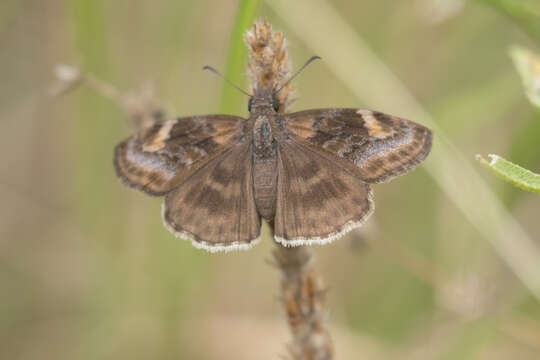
[1,0,540,359]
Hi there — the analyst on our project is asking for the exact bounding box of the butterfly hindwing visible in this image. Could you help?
[162,142,261,251]
[114,115,246,195]
[274,139,374,245]
[284,108,432,183]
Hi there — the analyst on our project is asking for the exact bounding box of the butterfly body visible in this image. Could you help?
[115,66,433,253]
[251,85,284,220]
[115,95,432,252]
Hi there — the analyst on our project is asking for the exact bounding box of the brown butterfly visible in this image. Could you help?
[113,56,432,252]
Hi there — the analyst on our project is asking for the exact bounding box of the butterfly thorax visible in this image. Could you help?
[250,91,280,221]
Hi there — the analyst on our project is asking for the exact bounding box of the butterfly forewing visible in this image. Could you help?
[162,142,261,251]
[284,108,432,183]
[274,140,374,245]
[114,114,246,195]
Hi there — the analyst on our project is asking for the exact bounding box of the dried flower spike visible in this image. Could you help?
[245,20,295,113]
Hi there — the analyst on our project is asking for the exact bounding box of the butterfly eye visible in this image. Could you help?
[271,93,280,112]
[248,98,253,112]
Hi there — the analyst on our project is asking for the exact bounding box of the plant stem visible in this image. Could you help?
[270,223,334,360]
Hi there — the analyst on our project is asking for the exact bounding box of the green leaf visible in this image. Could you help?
[219,0,260,115]
[509,45,540,108]
[476,154,540,194]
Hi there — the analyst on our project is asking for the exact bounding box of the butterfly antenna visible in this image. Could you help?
[202,66,251,97]
[275,56,321,94]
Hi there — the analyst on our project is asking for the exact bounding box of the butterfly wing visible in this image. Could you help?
[162,142,261,251]
[284,108,432,183]
[274,139,374,245]
[114,115,246,195]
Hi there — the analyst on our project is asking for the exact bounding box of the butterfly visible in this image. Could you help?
[113,58,432,252]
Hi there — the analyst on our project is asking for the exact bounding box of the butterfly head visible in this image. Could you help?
[204,56,321,116]
[248,85,281,114]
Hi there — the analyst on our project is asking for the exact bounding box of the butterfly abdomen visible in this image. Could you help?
[253,157,277,220]
[252,114,278,220]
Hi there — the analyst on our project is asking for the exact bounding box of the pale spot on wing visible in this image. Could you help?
[125,139,177,179]
[142,119,177,152]
[357,109,395,139]
[212,126,241,144]
[289,123,316,138]
[322,138,345,154]
[353,129,414,166]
